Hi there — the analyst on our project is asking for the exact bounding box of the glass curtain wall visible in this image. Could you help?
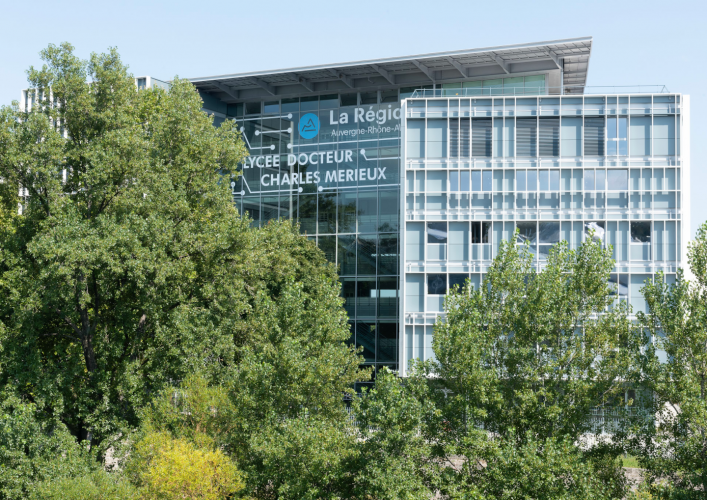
[228,91,405,387]
[403,94,682,372]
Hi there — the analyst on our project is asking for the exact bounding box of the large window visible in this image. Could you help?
[516,118,537,157]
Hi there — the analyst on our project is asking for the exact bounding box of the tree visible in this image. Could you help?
[0,396,96,500]
[424,234,636,499]
[138,223,368,497]
[0,42,250,455]
[347,368,441,500]
[29,471,138,500]
[631,221,707,497]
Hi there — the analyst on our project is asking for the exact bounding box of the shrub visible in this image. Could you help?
[129,431,244,500]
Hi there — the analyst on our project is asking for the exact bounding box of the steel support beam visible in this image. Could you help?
[212,81,239,100]
[327,68,354,88]
[545,50,563,70]
[411,60,434,82]
[295,74,314,92]
[370,64,395,85]
[446,57,467,78]
[250,77,275,96]
[491,53,510,74]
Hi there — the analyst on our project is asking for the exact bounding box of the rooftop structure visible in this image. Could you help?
[189,37,592,103]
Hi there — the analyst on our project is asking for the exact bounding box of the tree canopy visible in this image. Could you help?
[0,43,363,466]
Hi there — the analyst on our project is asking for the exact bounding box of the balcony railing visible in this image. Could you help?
[411,85,671,98]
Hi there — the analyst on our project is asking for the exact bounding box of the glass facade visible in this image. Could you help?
[401,94,686,375]
[222,89,428,384]
[197,62,688,384]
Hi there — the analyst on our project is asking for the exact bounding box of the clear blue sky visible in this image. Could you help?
[1,0,704,237]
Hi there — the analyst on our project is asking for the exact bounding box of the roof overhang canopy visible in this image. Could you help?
[189,37,592,103]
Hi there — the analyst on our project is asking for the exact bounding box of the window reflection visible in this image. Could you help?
[427,274,447,295]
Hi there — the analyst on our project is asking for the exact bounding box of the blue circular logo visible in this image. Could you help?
[298,113,320,139]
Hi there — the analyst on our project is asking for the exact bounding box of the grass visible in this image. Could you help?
[621,454,642,468]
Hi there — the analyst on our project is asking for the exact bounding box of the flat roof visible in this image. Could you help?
[190,37,592,102]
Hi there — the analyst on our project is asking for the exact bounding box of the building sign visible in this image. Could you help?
[236,105,401,195]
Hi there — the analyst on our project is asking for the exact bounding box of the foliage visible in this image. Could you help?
[348,368,440,500]
[137,374,237,455]
[629,221,707,497]
[0,397,95,500]
[246,413,356,500]
[441,432,624,500]
[0,42,250,455]
[29,470,138,500]
[421,233,636,499]
[136,219,366,498]
[129,431,244,500]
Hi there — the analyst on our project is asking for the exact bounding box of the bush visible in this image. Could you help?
[129,431,244,500]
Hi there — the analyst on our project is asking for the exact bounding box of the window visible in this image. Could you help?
[357,191,377,233]
[427,120,447,158]
[539,118,560,156]
[471,170,481,191]
[357,235,377,275]
[472,118,492,157]
[539,170,560,191]
[449,274,468,291]
[378,235,398,275]
[607,169,628,190]
[460,171,470,191]
[584,170,595,190]
[609,274,629,298]
[596,170,606,190]
[450,170,470,192]
[450,171,459,191]
[516,118,537,157]
[245,101,262,115]
[337,192,356,233]
[516,222,537,248]
[631,222,650,243]
[561,117,582,157]
[450,119,459,158]
[584,117,605,156]
[631,222,651,260]
[630,116,651,156]
[607,117,627,155]
[460,119,470,157]
[538,222,560,256]
[503,118,515,157]
[406,120,425,158]
[584,221,605,243]
[471,222,491,243]
[427,274,447,295]
[527,170,537,191]
[653,116,675,156]
[338,235,356,275]
[516,170,526,191]
[427,222,447,244]
[482,170,492,191]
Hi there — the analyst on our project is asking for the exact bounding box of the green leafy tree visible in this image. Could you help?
[348,368,441,500]
[139,222,367,498]
[631,221,707,497]
[423,233,636,499]
[0,397,96,500]
[29,471,138,500]
[0,42,249,455]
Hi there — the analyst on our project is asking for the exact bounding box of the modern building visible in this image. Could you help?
[188,37,689,381]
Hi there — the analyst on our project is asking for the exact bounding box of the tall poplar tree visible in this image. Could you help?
[633,221,707,496]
